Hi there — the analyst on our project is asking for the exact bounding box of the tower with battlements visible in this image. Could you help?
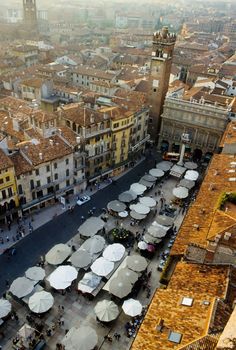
[23,0,38,33]
[148,26,176,142]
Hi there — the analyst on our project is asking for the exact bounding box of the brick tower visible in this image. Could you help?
[23,0,38,31]
[148,26,176,142]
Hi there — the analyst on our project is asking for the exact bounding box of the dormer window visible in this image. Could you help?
[181,297,193,306]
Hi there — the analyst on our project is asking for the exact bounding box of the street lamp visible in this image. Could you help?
[177,133,190,166]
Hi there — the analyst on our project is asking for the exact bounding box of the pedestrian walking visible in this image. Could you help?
[7,221,11,231]
[114,333,121,341]
[6,236,9,242]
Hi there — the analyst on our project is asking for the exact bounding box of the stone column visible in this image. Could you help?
[177,142,186,166]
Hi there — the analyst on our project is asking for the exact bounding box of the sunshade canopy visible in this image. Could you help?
[138,241,148,250]
[18,324,35,339]
[156,215,174,227]
[78,272,102,294]
[45,244,71,265]
[94,300,119,322]
[47,266,78,290]
[109,277,133,298]
[70,250,92,268]
[78,217,105,237]
[82,235,105,254]
[118,191,137,203]
[130,183,146,195]
[91,257,114,277]
[28,291,54,314]
[139,196,156,208]
[143,233,162,244]
[118,211,128,218]
[117,268,139,284]
[122,298,142,317]
[170,164,186,178]
[141,174,157,182]
[184,170,199,181]
[130,210,146,220]
[139,179,153,188]
[173,186,189,199]
[0,299,11,318]
[107,200,126,213]
[156,161,173,171]
[103,243,125,262]
[10,277,34,298]
[149,168,164,178]
[126,255,148,272]
[147,225,167,238]
[184,161,198,170]
[130,203,150,215]
[25,266,45,281]
[62,326,98,350]
[179,178,195,189]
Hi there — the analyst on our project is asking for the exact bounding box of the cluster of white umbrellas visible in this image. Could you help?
[47,265,78,290]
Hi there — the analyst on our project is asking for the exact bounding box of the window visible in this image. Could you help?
[113,122,119,128]
[17,175,20,180]
[46,165,50,172]
[8,188,13,197]
[6,176,10,182]
[65,158,69,165]
[54,163,57,169]
[181,297,193,306]
[54,173,58,180]
[18,184,23,195]
[0,179,3,185]
[47,177,51,184]
[2,190,6,199]
[153,88,156,92]
[55,184,59,191]
[168,332,182,344]
[35,169,39,176]
[66,180,70,186]
[66,169,69,177]
[30,180,34,190]
[36,180,41,187]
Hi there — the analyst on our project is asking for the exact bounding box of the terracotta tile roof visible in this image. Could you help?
[20,78,43,89]
[9,152,33,176]
[59,104,105,126]
[31,110,57,123]
[171,154,236,256]
[132,289,215,350]
[0,148,13,171]
[56,126,78,147]
[0,110,25,142]
[168,262,229,299]
[19,135,72,166]
[71,66,115,80]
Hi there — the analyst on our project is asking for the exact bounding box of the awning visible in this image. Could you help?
[170,164,186,178]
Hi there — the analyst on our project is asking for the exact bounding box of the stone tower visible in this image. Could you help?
[148,26,176,142]
[23,0,37,31]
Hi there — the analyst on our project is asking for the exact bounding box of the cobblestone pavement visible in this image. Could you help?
[1,170,187,350]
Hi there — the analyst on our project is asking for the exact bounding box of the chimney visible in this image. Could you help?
[49,139,53,146]
[39,152,43,160]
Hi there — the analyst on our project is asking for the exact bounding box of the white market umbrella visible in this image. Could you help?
[18,324,35,339]
[10,277,34,298]
[103,243,125,262]
[45,244,71,265]
[25,266,45,281]
[143,233,162,244]
[91,257,114,277]
[184,161,198,170]
[130,210,146,220]
[147,225,166,238]
[0,299,11,318]
[28,291,54,313]
[149,168,164,178]
[117,268,139,284]
[179,178,195,190]
[139,196,156,208]
[107,200,126,213]
[109,278,133,298]
[156,215,174,227]
[141,174,156,183]
[184,170,199,181]
[138,241,148,250]
[122,298,142,317]
[126,255,148,272]
[173,186,189,199]
[118,211,128,218]
[79,217,105,237]
[156,161,173,171]
[130,183,146,195]
[83,235,105,254]
[118,191,137,203]
[130,203,150,215]
[139,179,153,188]
[94,300,119,322]
[62,326,98,350]
[71,250,92,268]
[47,265,78,290]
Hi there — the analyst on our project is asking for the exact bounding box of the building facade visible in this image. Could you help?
[158,97,229,160]
[149,27,176,141]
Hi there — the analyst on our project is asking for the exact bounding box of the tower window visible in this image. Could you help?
[153,89,156,92]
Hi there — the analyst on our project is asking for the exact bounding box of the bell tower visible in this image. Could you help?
[23,0,37,30]
[149,26,176,142]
